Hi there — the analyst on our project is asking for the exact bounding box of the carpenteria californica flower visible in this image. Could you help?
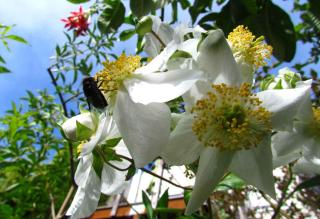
[263,71,320,174]
[61,111,131,219]
[94,38,202,167]
[161,28,312,214]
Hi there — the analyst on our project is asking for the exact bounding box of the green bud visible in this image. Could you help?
[136,16,153,36]
[260,75,275,91]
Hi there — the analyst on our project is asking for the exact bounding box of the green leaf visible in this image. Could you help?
[98,0,125,34]
[130,0,154,18]
[92,149,104,178]
[294,175,320,192]
[183,190,192,205]
[0,55,5,64]
[0,65,10,74]
[169,50,192,60]
[67,0,90,3]
[103,137,122,148]
[125,164,136,181]
[157,189,169,208]
[76,120,94,141]
[119,29,136,41]
[178,0,191,9]
[5,35,28,44]
[142,191,154,219]
[215,173,245,191]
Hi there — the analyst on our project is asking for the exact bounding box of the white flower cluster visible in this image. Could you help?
[60,16,317,218]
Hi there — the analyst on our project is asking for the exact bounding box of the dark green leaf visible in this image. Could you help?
[98,0,125,34]
[183,190,192,205]
[92,149,104,178]
[294,175,320,191]
[0,55,5,64]
[125,164,136,181]
[67,0,90,3]
[215,173,245,191]
[0,65,10,74]
[120,29,136,41]
[130,0,154,18]
[178,0,190,9]
[157,189,169,208]
[142,191,154,219]
[5,35,28,44]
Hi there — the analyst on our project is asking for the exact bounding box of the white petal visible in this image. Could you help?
[197,29,242,86]
[101,140,131,195]
[257,81,312,131]
[162,114,204,165]
[61,113,94,141]
[272,151,301,168]
[66,168,101,219]
[293,156,320,175]
[125,69,202,104]
[229,136,276,199]
[136,43,177,74]
[185,147,234,215]
[272,131,306,157]
[80,114,111,156]
[182,79,212,112]
[114,88,171,168]
[74,153,93,188]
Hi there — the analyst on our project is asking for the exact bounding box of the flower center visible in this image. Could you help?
[191,83,272,151]
[227,25,272,69]
[94,53,141,93]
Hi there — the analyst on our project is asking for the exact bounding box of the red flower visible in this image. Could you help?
[61,6,90,36]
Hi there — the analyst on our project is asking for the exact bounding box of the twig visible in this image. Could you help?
[141,167,192,191]
[206,198,213,219]
[259,191,291,219]
[47,67,75,185]
[65,92,82,103]
[124,198,142,217]
[271,165,294,219]
[49,193,56,219]
[56,185,75,219]
[151,30,166,48]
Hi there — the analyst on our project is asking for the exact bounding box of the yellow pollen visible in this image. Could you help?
[227,25,272,69]
[77,142,84,155]
[311,107,320,136]
[191,83,272,151]
[94,53,141,93]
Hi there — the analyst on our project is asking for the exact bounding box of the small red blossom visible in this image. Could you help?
[61,6,90,36]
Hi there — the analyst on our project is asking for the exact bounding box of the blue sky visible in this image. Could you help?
[0,0,318,115]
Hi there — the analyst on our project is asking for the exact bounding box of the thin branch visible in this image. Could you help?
[271,165,294,219]
[141,167,192,191]
[49,193,56,219]
[259,191,291,219]
[151,30,166,48]
[47,67,75,185]
[47,68,68,117]
[124,198,142,217]
[65,92,82,103]
[56,185,75,219]
[206,198,213,219]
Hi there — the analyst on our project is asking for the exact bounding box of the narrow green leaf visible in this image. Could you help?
[125,164,136,181]
[0,55,6,64]
[119,29,136,41]
[157,189,169,208]
[67,0,90,4]
[294,175,320,192]
[0,65,10,74]
[5,35,28,44]
[142,191,154,219]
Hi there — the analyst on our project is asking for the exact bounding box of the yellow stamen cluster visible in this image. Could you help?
[94,53,141,92]
[192,83,272,151]
[311,107,320,137]
[77,142,84,154]
[227,25,272,69]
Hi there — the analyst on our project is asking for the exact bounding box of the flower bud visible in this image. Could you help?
[261,68,301,90]
[136,16,153,36]
[61,113,95,141]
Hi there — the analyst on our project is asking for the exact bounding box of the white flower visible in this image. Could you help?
[271,83,320,175]
[63,112,131,219]
[95,37,202,168]
[161,29,312,214]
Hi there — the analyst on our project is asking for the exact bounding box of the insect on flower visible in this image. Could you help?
[82,77,108,110]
